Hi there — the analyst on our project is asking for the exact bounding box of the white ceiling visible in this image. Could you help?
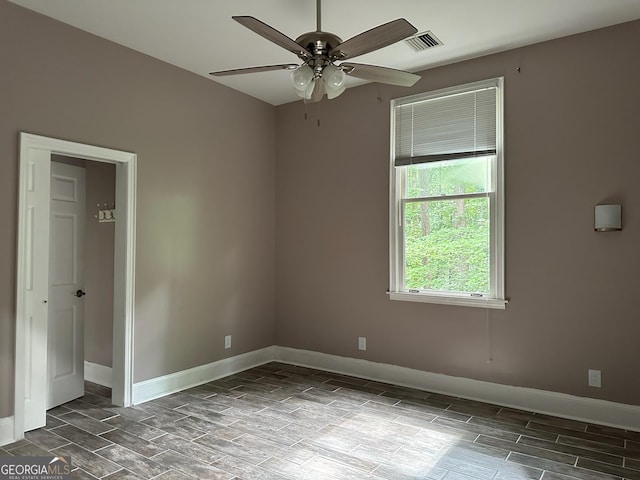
[10,0,640,105]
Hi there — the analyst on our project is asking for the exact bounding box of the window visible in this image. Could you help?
[389,78,506,309]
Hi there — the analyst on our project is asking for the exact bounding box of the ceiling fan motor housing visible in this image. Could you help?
[296,31,343,75]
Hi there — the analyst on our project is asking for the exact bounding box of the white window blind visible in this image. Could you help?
[394,87,497,166]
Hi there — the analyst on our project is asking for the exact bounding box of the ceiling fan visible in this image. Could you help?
[210,0,421,102]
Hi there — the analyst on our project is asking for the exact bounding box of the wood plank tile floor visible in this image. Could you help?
[3,362,640,479]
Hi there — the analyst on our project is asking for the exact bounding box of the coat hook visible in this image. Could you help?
[96,203,116,223]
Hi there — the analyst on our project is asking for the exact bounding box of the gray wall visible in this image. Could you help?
[275,20,640,406]
[84,160,116,368]
[0,1,276,418]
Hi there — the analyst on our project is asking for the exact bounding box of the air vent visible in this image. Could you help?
[404,31,443,52]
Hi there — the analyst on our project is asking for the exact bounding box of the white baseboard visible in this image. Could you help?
[132,346,276,405]
[0,416,15,447]
[274,346,640,432]
[84,361,113,388]
[126,344,640,432]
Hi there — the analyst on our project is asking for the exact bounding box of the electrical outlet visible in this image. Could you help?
[358,337,366,351]
[588,369,601,388]
[225,335,232,349]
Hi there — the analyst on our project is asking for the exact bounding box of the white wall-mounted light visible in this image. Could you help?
[594,204,622,231]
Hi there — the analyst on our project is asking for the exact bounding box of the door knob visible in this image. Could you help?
[75,289,87,298]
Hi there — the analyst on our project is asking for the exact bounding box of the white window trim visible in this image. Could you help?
[389,78,507,309]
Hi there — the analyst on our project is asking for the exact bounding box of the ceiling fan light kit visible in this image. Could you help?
[210,0,421,102]
[291,64,346,100]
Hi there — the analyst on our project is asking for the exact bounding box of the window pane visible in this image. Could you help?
[403,197,490,294]
[406,156,491,198]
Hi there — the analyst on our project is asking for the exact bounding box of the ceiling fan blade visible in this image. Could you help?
[342,62,420,87]
[233,16,311,60]
[329,18,417,60]
[210,64,298,76]
[307,78,325,103]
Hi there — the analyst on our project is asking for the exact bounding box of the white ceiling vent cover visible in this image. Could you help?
[404,31,443,52]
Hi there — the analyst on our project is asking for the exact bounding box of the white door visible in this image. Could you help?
[19,149,52,432]
[48,162,86,409]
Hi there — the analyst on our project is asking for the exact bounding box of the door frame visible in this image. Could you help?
[14,133,137,438]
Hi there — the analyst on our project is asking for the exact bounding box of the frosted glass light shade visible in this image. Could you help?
[323,64,346,99]
[291,65,313,97]
[326,84,345,99]
[594,204,622,231]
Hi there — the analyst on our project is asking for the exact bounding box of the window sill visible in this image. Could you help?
[388,291,508,309]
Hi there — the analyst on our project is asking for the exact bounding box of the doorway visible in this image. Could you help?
[14,133,136,439]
